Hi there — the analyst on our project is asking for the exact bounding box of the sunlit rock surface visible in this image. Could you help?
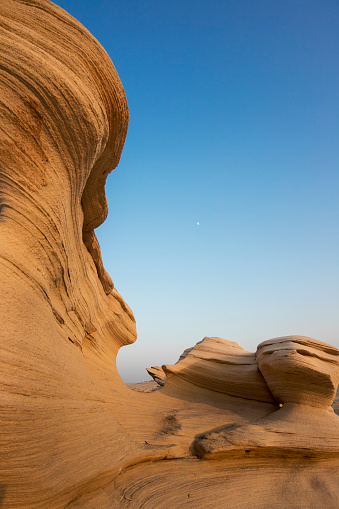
[146,365,167,386]
[1,1,339,507]
[194,336,339,459]
[163,336,276,403]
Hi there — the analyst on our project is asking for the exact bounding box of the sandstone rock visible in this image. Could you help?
[193,336,339,459]
[1,1,339,507]
[163,336,276,403]
[146,366,167,386]
[256,335,339,408]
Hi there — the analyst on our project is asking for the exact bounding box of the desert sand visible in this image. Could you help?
[0,1,339,507]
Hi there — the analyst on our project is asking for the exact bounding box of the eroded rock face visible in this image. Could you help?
[256,336,339,408]
[0,1,140,506]
[163,337,276,403]
[1,1,339,508]
[146,366,167,386]
[193,336,339,459]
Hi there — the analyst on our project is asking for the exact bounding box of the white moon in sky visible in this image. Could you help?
[197,222,200,226]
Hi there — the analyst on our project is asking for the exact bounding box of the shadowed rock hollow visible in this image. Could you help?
[1,1,339,507]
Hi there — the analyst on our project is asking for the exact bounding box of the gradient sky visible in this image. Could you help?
[54,0,339,382]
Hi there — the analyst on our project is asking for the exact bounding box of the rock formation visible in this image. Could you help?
[194,336,339,458]
[1,1,339,507]
[146,365,167,385]
[163,336,276,402]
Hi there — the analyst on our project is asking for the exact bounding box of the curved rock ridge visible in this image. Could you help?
[1,1,339,508]
[193,336,339,459]
[163,336,277,403]
[0,0,128,294]
[146,366,166,386]
[0,1,141,507]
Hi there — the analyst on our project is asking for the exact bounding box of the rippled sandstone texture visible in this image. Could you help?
[1,1,339,507]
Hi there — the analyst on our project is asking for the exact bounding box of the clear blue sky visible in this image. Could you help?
[54,0,339,382]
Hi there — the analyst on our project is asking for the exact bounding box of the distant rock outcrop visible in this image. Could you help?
[146,366,167,386]
[1,1,339,508]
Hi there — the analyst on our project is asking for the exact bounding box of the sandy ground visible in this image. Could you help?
[126,381,159,392]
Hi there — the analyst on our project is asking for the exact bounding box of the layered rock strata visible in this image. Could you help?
[194,336,339,458]
[146,366,167,386]
[163,336,276,403]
